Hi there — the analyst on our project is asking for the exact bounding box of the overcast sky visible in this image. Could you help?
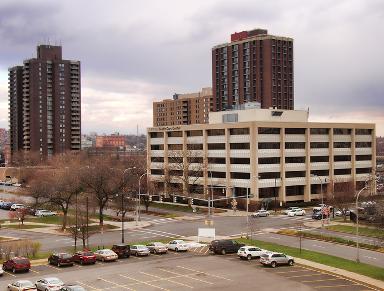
[0,0,383,135]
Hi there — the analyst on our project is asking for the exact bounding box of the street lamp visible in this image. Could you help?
[311,174,326,227]
[274,177,281,213]
[120,167,135,243]
[137,172,147,226]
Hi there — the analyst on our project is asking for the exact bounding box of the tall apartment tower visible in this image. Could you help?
[212,28,294,111]
[8,45,81,159]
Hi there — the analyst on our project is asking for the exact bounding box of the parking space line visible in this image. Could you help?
[275,269,313,274]
[4,271,16,277]
[177,265,232,281]
[140,271,194,289]
[76,281,101,291]
[98,277,135,290]
[119,274,170,291]
[301,278,340,283]
[29,268,40,274]
[314,283,361,289]
[286,273,324,278]
[45,264,62,271]
[159,268,214,285]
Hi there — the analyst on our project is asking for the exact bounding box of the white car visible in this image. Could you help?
[237,246,267,260]
[0,266,3,276]
[287,208,306,217]
[282,207,301,215]
[167,240,189,252]
[10,204,25,211]
[94,249,118,261]
[7,280,36,291]
[251,210,270,217]
[35,210,57,217]
[35,277,64,291]
[130,245,150,256]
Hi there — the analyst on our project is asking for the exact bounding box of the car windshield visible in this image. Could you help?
[14,259,29,264]
[239,247,245,251]
[59,254,72,259]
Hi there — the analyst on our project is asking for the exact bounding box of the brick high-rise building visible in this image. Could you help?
[153,87,213,126]
[212,29,294,111]
[8,45,81,159]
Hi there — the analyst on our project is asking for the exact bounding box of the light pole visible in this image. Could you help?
[208,171,213,222]
[311,174,326,227]
[355,180,370,263]
[121,167,135,243]
[274,177,281,213]
[137,173,147,226]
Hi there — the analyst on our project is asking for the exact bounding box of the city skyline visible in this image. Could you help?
[0,0,383,135]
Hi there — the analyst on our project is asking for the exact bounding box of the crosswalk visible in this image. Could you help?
[143,217,180,225]
[271,215,313,221]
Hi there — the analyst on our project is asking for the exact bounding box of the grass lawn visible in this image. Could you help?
[326,225,384,239]
[3,224,49,229]
[87,224,119,232]
[237,238,384,281]
[26,215,64,225]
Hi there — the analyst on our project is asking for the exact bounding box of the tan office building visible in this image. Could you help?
[147,108,376,203]
[153,87,213,126]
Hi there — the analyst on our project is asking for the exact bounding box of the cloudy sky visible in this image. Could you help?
[0,0,383,135]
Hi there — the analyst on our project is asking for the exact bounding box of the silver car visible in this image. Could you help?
[146,242,168,254]
[35,277,64,291]
[7,280,37,291]
[130,245,150,256]
[260,252,294,268]
[251,210,270,217]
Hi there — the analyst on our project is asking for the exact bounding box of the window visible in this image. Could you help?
[208,143,226,150]
[168,144,183,150]
[259,172,280,179]
[334,155,351,162]
[286,171,306,178]
[188,157,203,163]
[151,145,164,150]
[356,142,371,148]
[310,128,329,135]
[285,157,305,163]
[230,172,250,179]
[187,144,203,150]
[310,156,329,163]
[258,142,280,149]
[285,128,306,134]
[356,155,372,161]
[167,131,182,137]
[356,168,371,174]
[311,170,329,176]
[285,142,305,149]
[355,129,372,135]
[230,143,250,149]
[258,128,280,134]
[230,128,249,135]
[334,142,351,148]
[230,158,250,164]
[151,157,164,162]
[310,142,329,148]
[334,169,351,175]
[208,157,226,164]
[211,171,226,178]
[333,128,351,135]
[186,130,203,136]
[151,169,164,175]
[207,129,225,136]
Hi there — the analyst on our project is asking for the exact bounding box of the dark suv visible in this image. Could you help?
[209,240,245,255]
[48,252,74,267]
[112,244,130,258]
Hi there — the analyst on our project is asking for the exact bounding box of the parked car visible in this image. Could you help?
[111,244,130,258]
[2,257,31,273]
[48,253,74,267]
[167,240,189,252]
[1,202,15,210]
[335,209,351,216]
[146,242,168,254]
[282,207,301,215]
[10,204,25,211]
[59,285,86,291]
[72,251,96,265]
[209,239,245,255]
[130,245,150,256]
[0,266,3,276]
[94,249,118,262]
[287,208,306,217]
[312,212,328,220]
[35,210,57,217]
[237,246,267,260]
[35,277,64,291]
[251,210,270,217]
[7,280,37,291]
[260,252,294,268]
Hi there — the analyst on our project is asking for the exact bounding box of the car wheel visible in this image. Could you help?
[12,267,16,273]
[102,258,105,262]
[57,262,61,267]
[221,249,226,255]
[80,260,83,265]
[288,260,294,266]
[175,248,178,252]
[247,255,252,261]
[271,261,277,268]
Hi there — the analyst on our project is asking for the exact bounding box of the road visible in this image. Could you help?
[0,251,375,291]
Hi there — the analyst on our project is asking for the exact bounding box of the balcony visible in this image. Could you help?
[334,135,352,142]
[285,149,306,157]
[207,150,226,158]
[355,135,372,142]
[356,173,370,181]
[355,148,372,155]
[207,135,225,143]
[208,164,227,172]
[310,148,329,156]
[310,135,329,142]
[310,176,329,184]
[258,164,280,173]
[258,149,280,158]
[355,160,372,168]
[229,135,250,143]
[333,174,352,182]
[207,177,226,187]
[150,137,164,145]
[311,162,329,170]
[230,179,251,188]
[167,137,183,144]
[230,164,251,173]
[258,178,282,188]
[151,150,164,157]
[285,134,306,142]
[258,134,280,143]
[230,150,250,158]
[334,161,352,169]
[186,136,203,144]
[333,148,352,156]
[150,162,164,169]
[285,163,306,171]
[285,177,306,186]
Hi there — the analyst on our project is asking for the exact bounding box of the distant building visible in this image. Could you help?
[153,87,213,126]
[212,29,294,111]
[81,134,95,150]
[95,134,126,148]
[8,44,81,160]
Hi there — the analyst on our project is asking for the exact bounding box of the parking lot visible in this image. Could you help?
[0,249,378,290]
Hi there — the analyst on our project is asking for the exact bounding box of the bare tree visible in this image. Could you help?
[8,208,29,226]
[327,180,355,221]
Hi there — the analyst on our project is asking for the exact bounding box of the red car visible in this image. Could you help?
[72,251,96,265]
[2,257,31,273]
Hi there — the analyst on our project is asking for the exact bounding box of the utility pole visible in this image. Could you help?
[75,192,78,251]
[121,192,125,243]
[86,196,89,248]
